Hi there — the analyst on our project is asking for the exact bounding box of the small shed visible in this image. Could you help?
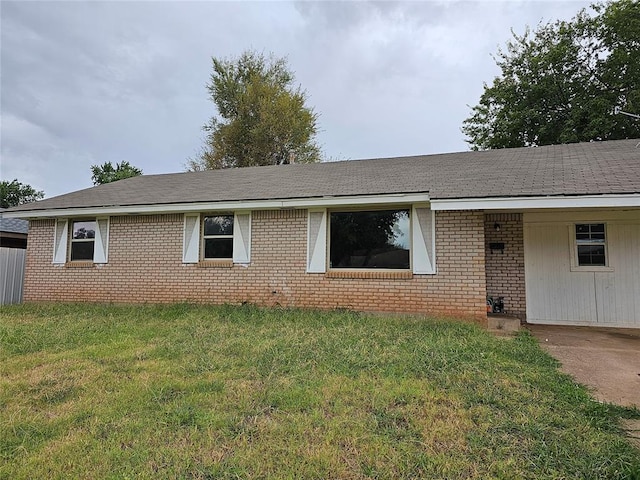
[1,210,28,304]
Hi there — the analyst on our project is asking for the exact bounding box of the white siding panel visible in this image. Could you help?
[595,223,640,326]
[525,211,640,327]
[525,223,597,324]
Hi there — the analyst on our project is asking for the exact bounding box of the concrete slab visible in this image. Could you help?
[488,315,520,334]
[527,324,640,408]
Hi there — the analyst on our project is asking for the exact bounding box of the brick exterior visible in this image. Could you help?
[484,213,526,319]
[24,210,488,323]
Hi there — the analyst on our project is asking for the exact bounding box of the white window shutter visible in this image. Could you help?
[93,217,110,263]
[53,219,68,264]
[233,212,251,264]
[412,206,436,274]
[307,209,327,273]
[183,214,200,263]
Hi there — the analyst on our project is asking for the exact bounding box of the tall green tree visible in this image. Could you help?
[0,179,44,208]
[91,161,143,185]
[188,51,321,170]
[463,0,640,150]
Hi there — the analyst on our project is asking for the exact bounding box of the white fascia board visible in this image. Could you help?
[4,193,431,219]
[431,194,640,211]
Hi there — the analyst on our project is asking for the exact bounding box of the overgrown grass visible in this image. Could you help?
[1,303,638,479]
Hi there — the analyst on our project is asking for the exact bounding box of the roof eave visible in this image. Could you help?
[431,194,640,211]
[2,192,432,219]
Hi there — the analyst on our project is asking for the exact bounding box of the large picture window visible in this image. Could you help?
[330,209,410,269]
[70,220,96,261]
[203,215,234,259]
[575,223,606,266]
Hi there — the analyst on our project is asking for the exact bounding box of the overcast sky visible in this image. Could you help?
[1,0,592,199]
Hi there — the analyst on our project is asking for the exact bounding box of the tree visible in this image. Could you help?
[0,179,44,208]
[462,0,640,150]
[188,51,321,170]
[91,161,143,185]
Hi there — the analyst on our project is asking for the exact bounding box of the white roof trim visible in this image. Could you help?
[3,193,431,219]
[431,194,640,211]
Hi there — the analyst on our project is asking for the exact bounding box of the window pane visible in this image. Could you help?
[73,221,96,239]
[71,241,94,261]
[204,238,233,259]
[330,210,410,269]
[204,215,234,236]
[577,245,606,266]
[575,224,606,242]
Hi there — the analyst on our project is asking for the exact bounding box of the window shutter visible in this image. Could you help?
[412,206,435,274]
[307,209,327,273]
[53,219,68,264]
[183,214,200,263]
[233,212,251,264]
[93,217,110,263]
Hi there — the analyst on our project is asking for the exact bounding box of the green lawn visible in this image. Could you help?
[1,304,638,479]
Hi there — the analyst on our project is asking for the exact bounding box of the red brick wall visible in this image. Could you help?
[484,213,526,318]
[24,210,487,323]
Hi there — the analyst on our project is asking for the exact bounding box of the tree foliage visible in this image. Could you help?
[463,0,640,150]
[188,51,321,170]
[91,161,143,185]
[0,179,44,208]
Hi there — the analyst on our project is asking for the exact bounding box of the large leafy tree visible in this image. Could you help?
[91,161,143,185]
[188,51,321,170]
[463,0,640,150]
[0,179,44,208]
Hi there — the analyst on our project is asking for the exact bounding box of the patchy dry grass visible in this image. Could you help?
[1,303,639,479]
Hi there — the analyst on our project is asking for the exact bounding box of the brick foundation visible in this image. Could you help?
[484,213,526,319]
[24,210,488,323]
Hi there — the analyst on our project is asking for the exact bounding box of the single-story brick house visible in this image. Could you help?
[5,139,640,327]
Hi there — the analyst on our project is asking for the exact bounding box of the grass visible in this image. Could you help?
[1,303,639,479]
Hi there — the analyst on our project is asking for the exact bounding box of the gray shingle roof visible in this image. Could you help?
[6,139,640,214]
[0,210,29,233]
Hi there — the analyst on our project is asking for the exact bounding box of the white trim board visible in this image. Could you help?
[527,319,639,329]
[3,193,431,219]
[431,194,640,211]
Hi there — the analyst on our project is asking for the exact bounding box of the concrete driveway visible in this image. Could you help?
[527,324,640,408]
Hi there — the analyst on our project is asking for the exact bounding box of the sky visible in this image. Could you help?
[1,0,592,199]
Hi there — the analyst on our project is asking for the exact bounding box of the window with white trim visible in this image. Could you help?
[575,223,606,266]
[203,214,234,259]
[182,212,251,264]
[52,217,109,264]
[329,209,410,269]
[70,220,96,261]
[306,206,435,274]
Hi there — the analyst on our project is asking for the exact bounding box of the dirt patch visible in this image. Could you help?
[527,325,640,408]
[622,419,640,450]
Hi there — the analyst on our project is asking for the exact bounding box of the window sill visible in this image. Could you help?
[198,260,234,268]
[570,265,614,273]
[326,270,413,280]
[65,261,95,269]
